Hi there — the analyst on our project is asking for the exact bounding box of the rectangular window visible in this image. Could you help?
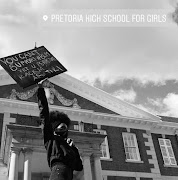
[43,177,49,180]
[93,129,110,159]
[74,122,84,132]
[158,138,177,166]
[122,133,141,161]
[74,124,79,131]
[42,175,49,180]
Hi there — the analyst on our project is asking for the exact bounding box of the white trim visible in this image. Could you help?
[0,98,159,127]
[122,132,141,162]
[164,165,178,168]
[162,176,178,180]
[158,138,177,166]
[50,73,161,120]
[102,170,161,178]
[0,97,177,133]
[125,160,144,163]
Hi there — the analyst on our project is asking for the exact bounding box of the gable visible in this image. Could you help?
[0,69,160,121]
[0,83,118,115]
[50,74,161,121]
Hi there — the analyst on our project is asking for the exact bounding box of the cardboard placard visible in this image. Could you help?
[0,46,67,88]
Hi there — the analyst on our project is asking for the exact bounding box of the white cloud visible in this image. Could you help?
[1,0,178,87]
[147,97,163,107]
[139,93,178,117]
[30,0,55,10]
[135,103,159,115]
[113,88,137,103]
[69,25,178,86]
[162,93,178,116]
[0,33,13,57]
[0,14,27,26]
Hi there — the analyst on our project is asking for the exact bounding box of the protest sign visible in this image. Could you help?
[0,46,67,88]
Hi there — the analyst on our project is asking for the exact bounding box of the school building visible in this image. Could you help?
[0,69,178,180]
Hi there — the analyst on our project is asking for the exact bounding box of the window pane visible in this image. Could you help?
[101,146,106,157]
[102,150,107,157]
[128,135,131,141]
[128,139,131,147]
[125,147,129,153]
[167,147,174,157]
[132,139,135,147]
[123,133,140,161]
[101,141,107,158]
[123,134,127,140]
[128,147,132,154]
[134,153,138,160]
[159,138,177,166]
[102,146,107,153]
[123,136,127,145]
[165,139,171,146]
[170,158,176,165]
[163,157,170,165]
[124,140,128,147]
[132,148,136,154]
[126,152,130,160]
[159,139,164,145]
[130,152,134,160]
[74,125,79,131]
[94,130,110,159]
[131,135,134,141]
[160,147,168,157]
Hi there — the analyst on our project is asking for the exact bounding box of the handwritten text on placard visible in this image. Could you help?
[0,46,67,88]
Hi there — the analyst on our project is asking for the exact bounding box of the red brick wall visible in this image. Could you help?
[101,126,153,173]
[11,114,40,127]
[10,114,96,133]
[0,113,4,148]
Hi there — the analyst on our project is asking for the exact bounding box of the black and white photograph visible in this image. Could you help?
[0,0,178,180]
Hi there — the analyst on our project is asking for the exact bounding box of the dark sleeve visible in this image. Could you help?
[71,145,83,171]
[37,87,52,144]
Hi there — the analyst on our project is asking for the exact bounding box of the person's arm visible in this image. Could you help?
[37,81,52,144]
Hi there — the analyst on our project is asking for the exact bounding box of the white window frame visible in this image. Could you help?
[74,122,84,132]
[122,132,141,162]
[93,129,110,159]
[158,138,177,166]
[74,124,79,131]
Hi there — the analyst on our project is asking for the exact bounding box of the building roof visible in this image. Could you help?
[159,116,178,123]
[0,69,160,121]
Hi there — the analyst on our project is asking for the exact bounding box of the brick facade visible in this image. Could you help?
[0,79,178,180]
[101,126,152,173]
[0,113,4,148]
[6,112,178,180]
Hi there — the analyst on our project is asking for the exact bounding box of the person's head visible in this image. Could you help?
[50,111,71,137]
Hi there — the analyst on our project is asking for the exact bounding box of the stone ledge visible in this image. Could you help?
[144,141,154,147]
[150,168,161,174]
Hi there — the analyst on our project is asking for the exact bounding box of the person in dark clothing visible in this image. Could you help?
[37,80,83,180]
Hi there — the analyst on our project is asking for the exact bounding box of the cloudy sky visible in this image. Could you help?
[0,0,178,117]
